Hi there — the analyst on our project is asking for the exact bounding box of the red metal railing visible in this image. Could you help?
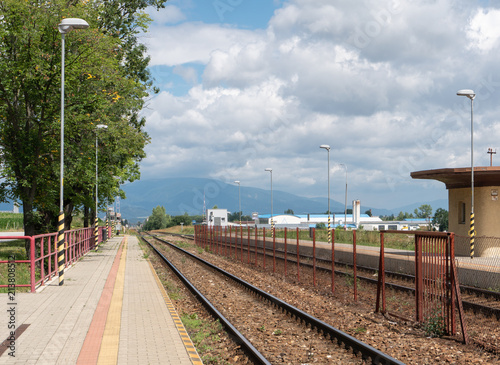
[376,230,464,337]
[0,226,105,293]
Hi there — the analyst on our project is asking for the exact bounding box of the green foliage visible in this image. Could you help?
[423,309,445,338]
[143,206,170,231]
[397,211,415,220]
[170,212,192,227]
[0,0,162,242]
[414,204,433,219]
[181,314,224,362]
[227,211,252,222]
[284,208,294,215]
[432,208,448,232]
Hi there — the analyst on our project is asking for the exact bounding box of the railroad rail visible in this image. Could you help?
[143,235,271,365]
[143,233,405,365]
[159,232,500,319]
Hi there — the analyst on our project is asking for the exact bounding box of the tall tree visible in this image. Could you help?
[143,205,169,231]
[414,204,433,219]
[0,1,163,255]
[432,208,448,232]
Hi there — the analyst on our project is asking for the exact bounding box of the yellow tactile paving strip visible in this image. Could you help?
[147,260,203,365]
[97,237,128,365]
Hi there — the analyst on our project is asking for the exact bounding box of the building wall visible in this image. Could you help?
[449,186,500,256]
[207,209,228,227]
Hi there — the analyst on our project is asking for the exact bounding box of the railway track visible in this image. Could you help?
[142,233,405,365]
[161,232,500,320]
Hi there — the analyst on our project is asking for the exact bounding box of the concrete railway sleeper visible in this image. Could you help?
[143,233,405,365]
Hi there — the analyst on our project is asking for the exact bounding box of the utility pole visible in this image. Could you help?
[488,148,496,166]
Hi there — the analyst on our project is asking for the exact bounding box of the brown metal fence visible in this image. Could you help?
[194,226,468,341]
[376,230,466,340]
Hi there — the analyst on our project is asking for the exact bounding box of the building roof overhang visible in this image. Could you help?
[411,166,500,189]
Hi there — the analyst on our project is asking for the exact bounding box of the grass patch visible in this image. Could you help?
[262,228,415,250]
[175,241,193,249]
[0,212,23,231]
[422,309,445,338]
[181,313,227,364]
[0,239,32,293]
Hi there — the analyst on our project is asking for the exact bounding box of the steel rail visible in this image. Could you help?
[143,235,272,365]
[147,233,405,365]
[169,232,500,308]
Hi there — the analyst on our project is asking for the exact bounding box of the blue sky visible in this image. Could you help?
[137,0,500,213]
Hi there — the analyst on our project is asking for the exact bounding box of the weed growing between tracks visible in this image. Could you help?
[181,314,230,364]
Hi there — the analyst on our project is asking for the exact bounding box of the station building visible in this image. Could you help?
[411,166,500,257]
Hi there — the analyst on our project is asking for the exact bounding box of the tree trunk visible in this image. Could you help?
[64,201,74,231]
[84,206,89,228]
[22,199,35,260]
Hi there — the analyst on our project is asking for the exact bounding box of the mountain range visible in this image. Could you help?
[119,177,447,223]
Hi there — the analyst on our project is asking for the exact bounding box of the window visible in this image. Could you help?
[458,201,466,224]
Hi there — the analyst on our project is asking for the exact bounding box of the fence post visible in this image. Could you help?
[415,234,423,323]
[284,227,287,276]
[353,229,357,301]
[273,227,276,273]
[376,231,386,313]
[296,228,300,282]
[313,228,316,287]
[331,228,335,293]
[240,225,243,263]
[263,228,266,270]
[247,227,250,264]
[254,227,258,266]
[30,236,35,293]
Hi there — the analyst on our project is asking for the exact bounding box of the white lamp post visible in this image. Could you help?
[234,180,241,225]
[58,18,89,285]
[265,168,273,228]
[320,145,331,244]
[457,89,476,258]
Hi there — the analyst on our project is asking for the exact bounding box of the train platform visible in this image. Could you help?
[0,235,201,365]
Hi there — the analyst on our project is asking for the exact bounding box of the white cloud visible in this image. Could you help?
[139,0,500,209]
[467,8,500,52]
[144,22,262,66]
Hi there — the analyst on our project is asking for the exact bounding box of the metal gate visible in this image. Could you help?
[377,231,467,341]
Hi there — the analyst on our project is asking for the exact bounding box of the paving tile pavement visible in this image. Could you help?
[0,235,197,365]
[116,236,193,365]
[0,237,122,365]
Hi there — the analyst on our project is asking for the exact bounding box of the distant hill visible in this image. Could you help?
[119,177,448,223]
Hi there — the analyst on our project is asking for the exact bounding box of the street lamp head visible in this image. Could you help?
[234,180,240,184]
[265,168,272,172]
[320,144,331,151]
[58,18,89,34]
[457,89,475,100]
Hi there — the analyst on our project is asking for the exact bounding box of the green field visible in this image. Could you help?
[0,212,23,231]
[0,239,31,293]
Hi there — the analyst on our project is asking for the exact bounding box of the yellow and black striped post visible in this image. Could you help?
[106,218,109,240]
[94,217,99,250]
[57,212,65,286]
[469,212,475,258]
[271,219,275,238]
